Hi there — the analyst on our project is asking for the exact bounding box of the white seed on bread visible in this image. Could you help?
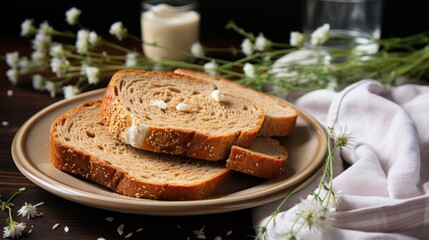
[211,90,226,102]
[176,102,189,112]
[151,100,168,109]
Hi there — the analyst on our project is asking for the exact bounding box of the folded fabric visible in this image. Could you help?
[253,80,429,239]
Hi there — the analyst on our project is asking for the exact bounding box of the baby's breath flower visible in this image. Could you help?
[17,202,44,219]
[62,85,81,99]
[295,198,329,231]
[254,33,270,51]
[109,21,127,41]
[49,43,65,58]
[191,42,205,58]
[31,50,47,63]
[203,60,219,75]
[311,24,330,46]
[32,74,45,91]
[241,38,254,56]
[3,220,26,239]
[125,52,138,67]
[38,21,53,35]
[85,66,100,84]
[65,7,81,26]
[6,52,19,68]
[89,31,101,47]
[76,29,90,54]
[44,81,59,98]
[243,62,256,78]
[50,57,70,77]
[32,32,52,52]
[6,68,19,85]
[18,57,31,74]
[21,19,36,37]
[290,31,305,46]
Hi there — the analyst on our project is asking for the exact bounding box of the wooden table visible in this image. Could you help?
[0,40,256,239]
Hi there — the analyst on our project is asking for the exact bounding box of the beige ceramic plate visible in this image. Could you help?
[12,89,327,216]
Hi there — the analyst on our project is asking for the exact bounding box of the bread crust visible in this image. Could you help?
[226,137,288,179]
[174,68,298,137]
[50,101,231,200]
[100,70,265,161]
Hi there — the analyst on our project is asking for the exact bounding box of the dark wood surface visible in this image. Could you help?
[0,41,256,240]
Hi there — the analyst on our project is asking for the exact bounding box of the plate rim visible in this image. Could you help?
[11,88,327,216]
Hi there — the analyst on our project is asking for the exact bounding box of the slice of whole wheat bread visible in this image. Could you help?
[174,68,298,137]
[100,70,265,161]
[50,100,231,200]
[226,137,288,179]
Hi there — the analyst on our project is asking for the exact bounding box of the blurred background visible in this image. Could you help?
[1,0,428,45]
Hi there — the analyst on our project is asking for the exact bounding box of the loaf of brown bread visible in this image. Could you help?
[50,100,231,200]
[226,137,288,179]
[174,68,298,137]
[100,70,265,161]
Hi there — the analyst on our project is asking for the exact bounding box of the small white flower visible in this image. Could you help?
[109,21,127,41]
[125,52,138,67]
[203,60,218,75]
[290,31,305,46]
[76,29,90,54]
[31,50,47,64]
[241,38,254,56]
[311,24,330,46]
[45,81,59,98]
[176,103,189,112]
[38,21,53,35]
[6,68,19,85]
[32,32,52,52]
[191,42,205,58]
[18,57,31,74]
[50,57,70,77]
[21,19,36,37]
[295,198,330,230]
[32,74,45,91]
[211,90,226,102]
[3,221,26,239]
[6,52,19,68]
[151,100,168,110]
[62,85,81,99]
[243,63,255,78]
[49,43,65,58]
[65,7,81,26]
[89,31,101,46]
[254,33,270,51]
[85,66,100,85]
[17,202,44,219]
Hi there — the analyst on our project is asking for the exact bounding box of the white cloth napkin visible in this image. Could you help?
[253,80,429,239]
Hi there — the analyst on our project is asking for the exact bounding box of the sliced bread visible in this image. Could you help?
[50,100,231,200]
[100,69,265,161]
[226,137,288,179]
[173,68,298,137]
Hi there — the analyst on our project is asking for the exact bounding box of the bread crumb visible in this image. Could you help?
[125,232,133,238]
[1,121,9,126]
[151,100,168,110]
[136,227,143,232]
[211,90,226,102]
[117,224,125,235]
[105,216,114,222]
[64,226,69,233]
[7,89,13,97]
[176,103,189,112]
[52,223,60,230]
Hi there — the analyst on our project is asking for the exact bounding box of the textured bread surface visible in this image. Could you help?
[226,137,288,179]
[100,70,265,161]
[50,100,231,200]
[174,68,298,137]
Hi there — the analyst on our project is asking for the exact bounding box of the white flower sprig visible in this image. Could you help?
[255,126,351,239]
[4,7,429,100]
[1,188,45,239]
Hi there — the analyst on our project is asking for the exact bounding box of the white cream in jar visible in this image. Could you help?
[141,3,200,61]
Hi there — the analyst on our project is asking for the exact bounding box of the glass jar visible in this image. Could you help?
[141,0,200,61]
